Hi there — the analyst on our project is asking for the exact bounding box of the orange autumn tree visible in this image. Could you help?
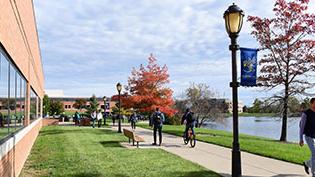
[126,54,176,117]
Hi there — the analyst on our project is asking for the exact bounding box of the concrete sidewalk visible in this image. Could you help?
[112,124,307,177]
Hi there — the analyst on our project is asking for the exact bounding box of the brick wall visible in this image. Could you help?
[0,0,44,98]
[0,118,42,177]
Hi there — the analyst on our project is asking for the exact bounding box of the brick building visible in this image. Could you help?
[50,97,117,113]
[0,0,44,176]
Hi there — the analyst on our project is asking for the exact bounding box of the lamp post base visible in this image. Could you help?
[232,148,242,177]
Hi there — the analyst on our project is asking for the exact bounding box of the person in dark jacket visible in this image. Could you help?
[129,112,137,130]
[181,108,195,140]
[300,98,315,176]
[0,112,3,127]
[150,107,165,146]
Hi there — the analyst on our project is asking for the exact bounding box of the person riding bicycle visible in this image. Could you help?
[181,108,195,140]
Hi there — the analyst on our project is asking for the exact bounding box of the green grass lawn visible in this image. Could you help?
[20,126,219,177]
[138,124,309,165]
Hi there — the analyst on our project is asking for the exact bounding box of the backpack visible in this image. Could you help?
[154,112,163,124]
[186,112,195,123]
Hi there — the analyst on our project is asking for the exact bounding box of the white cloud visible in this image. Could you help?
[34,0,315,106]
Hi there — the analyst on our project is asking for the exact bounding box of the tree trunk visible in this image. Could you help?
[280,85,289,142]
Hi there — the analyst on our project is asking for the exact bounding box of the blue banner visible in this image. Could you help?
[240,48,258,87]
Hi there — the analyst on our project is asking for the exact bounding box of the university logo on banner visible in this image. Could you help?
[240,48,258,87]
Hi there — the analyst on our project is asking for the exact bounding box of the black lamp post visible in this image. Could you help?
[103,96,107,125]
[224,3,244,177]
[116,82,122,133]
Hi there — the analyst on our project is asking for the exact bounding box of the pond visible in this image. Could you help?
[202,116,301,142]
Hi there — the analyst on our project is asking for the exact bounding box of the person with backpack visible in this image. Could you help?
[300,98,315,176]
[129,112,138,130]
[181,108,195,141]
[150,107,165,146]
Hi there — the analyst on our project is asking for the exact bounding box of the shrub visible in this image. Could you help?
[165,115,181,125]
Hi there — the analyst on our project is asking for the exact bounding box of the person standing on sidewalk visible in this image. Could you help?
[97,110,103,128]
[91,111,97,128]
[150,107,165,146]
[74,111,81,126]
[129,112,138,130]
[300,98,315,176]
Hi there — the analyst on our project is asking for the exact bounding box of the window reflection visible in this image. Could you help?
[0,49,27,141]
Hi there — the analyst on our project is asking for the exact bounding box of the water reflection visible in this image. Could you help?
[203,117,300,142]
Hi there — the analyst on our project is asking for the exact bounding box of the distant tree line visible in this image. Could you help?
[244,97,310,116]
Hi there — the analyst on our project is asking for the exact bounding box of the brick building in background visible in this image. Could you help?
[0,0,44,176]
[50,97,116,114]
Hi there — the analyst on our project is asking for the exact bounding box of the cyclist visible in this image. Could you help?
[181,108,195,140]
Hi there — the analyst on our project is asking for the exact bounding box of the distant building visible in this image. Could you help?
[50,97,116,113]
[224,99,244,113]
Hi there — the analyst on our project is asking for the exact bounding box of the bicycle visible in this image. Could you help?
[183,127,196,148]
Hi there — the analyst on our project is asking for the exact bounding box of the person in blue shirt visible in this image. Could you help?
[150,107,165,146]
[300,98,315,176]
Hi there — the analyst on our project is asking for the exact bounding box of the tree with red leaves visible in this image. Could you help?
[248,0,315,141]
[126,54,176,117]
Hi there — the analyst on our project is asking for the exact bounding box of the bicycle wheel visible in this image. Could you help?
[190,135,196,148]
[183,134,189,145]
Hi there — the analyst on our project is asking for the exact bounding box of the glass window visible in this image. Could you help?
[0,53,9,140]
[9,64,16,133]
[0,48,27,143]
[38,97,41,118]
[21,79,26,125]
[30,88,38,122]
[16,74,23,129]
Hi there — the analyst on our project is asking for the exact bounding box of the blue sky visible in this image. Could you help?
[33,0,315,106]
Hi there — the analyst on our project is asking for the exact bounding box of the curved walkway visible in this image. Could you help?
[111,123,307,177]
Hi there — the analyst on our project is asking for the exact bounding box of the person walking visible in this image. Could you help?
[181,108,196,141]
[74,111,81,126]
[97,111,103,128]
[91,111,96,128]
[129,112,138,130]
[0,112,3,127]
[300,98,315,176]
[103,112,107,125]
[150,107,165,146]
[112,114,116,126]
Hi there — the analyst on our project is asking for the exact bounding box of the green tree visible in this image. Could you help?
[300,97,310,112]
[248,99,263,113]
[86,95,99,115]
[288,96,301,114]
[50,100,64,115]
[43,94,50,116]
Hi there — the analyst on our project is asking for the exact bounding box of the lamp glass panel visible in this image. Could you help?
[228,12,240,33]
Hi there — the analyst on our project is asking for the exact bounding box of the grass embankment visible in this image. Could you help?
[20,126,219,177]
[139,124,309,165]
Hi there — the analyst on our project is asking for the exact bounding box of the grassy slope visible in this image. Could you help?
[20,126,219,177]
[139,124,309,165]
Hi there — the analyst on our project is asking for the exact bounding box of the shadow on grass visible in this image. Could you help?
[70,172,103,177]
[71,171,217,177]
[99,140,122,148]
[170,170,219,177]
